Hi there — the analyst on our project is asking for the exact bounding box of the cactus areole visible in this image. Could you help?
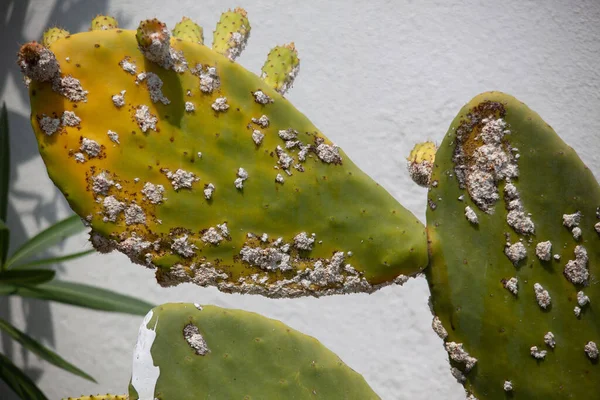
[19,11,428,298]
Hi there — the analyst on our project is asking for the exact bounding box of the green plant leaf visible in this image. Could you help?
[5,215,88,269]
[13,280,154,315]
[0,283,17,296]
[0,317,95,382]
[0,103,9,225]
[11,249,95,270]
[0,269,55,285]
[0,352,48,400]
[0,219,8,270]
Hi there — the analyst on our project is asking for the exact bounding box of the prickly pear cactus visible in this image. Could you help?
[18,10,427,298]
[426,92,600,399]
[128,303,380,399]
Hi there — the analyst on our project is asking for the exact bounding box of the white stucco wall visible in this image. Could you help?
[1,0,599,399]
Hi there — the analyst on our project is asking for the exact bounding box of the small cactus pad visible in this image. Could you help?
[406,141,437,187]
[91,15,119,31]
[261,43,300,95]
[20,15,427,297]
[42,27,70,47]
[172,17,203,44]
[426,92,600,399]
[212,7,250,61]
[62,396,127,400]
[128,303,380,399]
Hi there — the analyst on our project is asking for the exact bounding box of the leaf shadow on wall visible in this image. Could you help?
[0,1,131,398]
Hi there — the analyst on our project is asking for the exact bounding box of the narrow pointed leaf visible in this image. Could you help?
[0,219,8,269]
[0,269,55,285]
[0,103,9,224]
[0,352,48,400]
[0,317,95,382]
[6,215,87,268]
[12,249,95,270]
[13,280,154,315]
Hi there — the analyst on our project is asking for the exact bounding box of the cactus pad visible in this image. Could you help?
[212,7,250,61]
[42,27,70,47]
[172,17,203,44]
[261,43,300,95]
[19,12,427,297]
[91,15,119,31]
[128,303,379,399]
[426,92,600,399]
[62,396,126,400]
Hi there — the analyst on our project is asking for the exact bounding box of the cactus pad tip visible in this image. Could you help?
[17,42,60,82]
[91,15,119,31]
[407,141,437,187]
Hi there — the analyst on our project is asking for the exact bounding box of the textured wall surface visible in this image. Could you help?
[1,0,599,399]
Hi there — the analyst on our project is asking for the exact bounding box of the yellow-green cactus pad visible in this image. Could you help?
[172,17,203,44]
[91,15,119,31]
[261,43,300,95]
[42,27,69,47]
[427,92,600,399]
[212,7,250,61]
[128,303,380,400]
[19,14,427,298]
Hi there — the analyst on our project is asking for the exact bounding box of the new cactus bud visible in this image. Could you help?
[173,17,203,44]
[20,12,428,298]
[406,141,437,187]
[17,42,60,83]
[426,92,600,399]
[42,27,70,47]
[212,7,250,61]
[136,18,171,66]
[91,15,119,31]
[128,304,380,399]
[261,42,300,95]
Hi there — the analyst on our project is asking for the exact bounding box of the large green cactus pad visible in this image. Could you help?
[426,92,600,399]
[128,303,380,399]
[22,16,427,297]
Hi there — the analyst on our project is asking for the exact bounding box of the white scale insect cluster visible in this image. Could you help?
[533,283,551,309]
[139,72,170,104]
[544,332,555,348]
[535,241,552,261]
[112,90,126,108]
[505,241,526,264]
[504,277,518,295]
[39,115,60,135]
[80,138,101,158]
[203,183,215,200]
[61,111,80,127]
[252,115,269,128]
[464,206,478,224]
[294,232,315,251]
[135,105,158,132]
[564,245,589,285]
[530,346,547,360]
[211,97,229,112]
[92,171,114,195]
[165,168,198,190]
[102,196,124,222]
[201,224,229,245]
[107,130,120,144]
[585,341,598,360]
[185,101,195,112]
[224,29,249,61]
[183,324,210,356]
[235,167,248,189]
[125,203,146,225]
[252,130,264,145]
[120,57,137,74]
[316,143,342,164]
[141,182,165,204]
[445,342,477,372]
[432,316,448,339]
[195,65,220,93]
[253,90,273,104]
[171,234,197,257]
[503,381,513,392]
